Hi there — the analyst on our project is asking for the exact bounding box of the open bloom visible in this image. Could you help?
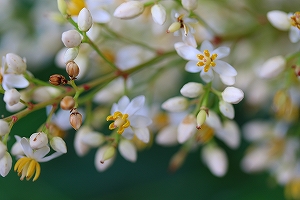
[175,41,237,85]
[106,95,152,143]
[267,10,300,43]
[14,138,63,181]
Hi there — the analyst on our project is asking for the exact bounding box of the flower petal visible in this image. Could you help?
[130,115,152,128]
[200,40,214,52]
[91,9,111,23]
[213,47,230,59]
[156,125,178,146]
[200,68,213,83]
[39,151,63,162]
[117,96,130,112]
[267,10,290,31]
[133,127,150,143]
[174,43,200,61]
[214,60,237,77]
[124,95,145,116]
[20,138,33,157]
[122,127,134,140]
[185,60,201,73]
[3,74,29,90]
[289,26,300,43]
[119,140,137,162]
[219,75,235,85]
[33,146,50,161]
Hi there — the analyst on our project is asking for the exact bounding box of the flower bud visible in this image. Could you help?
[219,101,234,119]
[78,8,93,32]
[29,132,48,149]
[49,74,68,85]
[64,47,79,63]
[167,22,181,33]
[267,10,290,31]
[60,96,75,110]
[57,0,67,15]
[0,120,10,136]
[151,4,166,25]
[181,0,198,10]
[0,141,7,160]
[178,114,196,143]
[70,108,82,130]
[180,82,204,98]
[3,89,20,106]
[259,55,286,79]
[161,96,189,112]
[100,146,116,164]
[119,140,137,162]
[156,125,178,146]
[0,152,12,177]
[196,110,207,129]
[4,53,27,74]
[61,30,82,48]
[113,1,144,19]
[66,61,80,79]
[222,87,244,104]
[50,137,67,153]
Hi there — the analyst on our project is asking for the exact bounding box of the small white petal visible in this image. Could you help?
[20,138,33,157]
[130,115,152,128]
[202,145,228,177]
[116,96,130,112]
[214,60,237,77]
[219,75,235,86]
[289,26,300,43]
[81,132,104,147]
[212,47,230,59]
[133,127,150,143]
[222,87,244,104]
[205,111,222,130]
[161,96,189,112]
[200,68,213,83]
[50,137,67,153]
[177,114,196,143]
[156,125,178,146]
[33,146,50,161]
[174,43,200,61]
[181,0,198,10]
[119,140,137,162]
[74,126,92,156]
[4,88,21,107]
[216,120,240,149]
[182,32,197,48]
[180,82,204,98]
[200,40,214,52]
[78,8,93,32]
[185,61,201,73]
[0,152,12,177]
[5,53,27,74]
[151,4,166,25]
[113,1,144,19]
[241,147,270,172]
[3,74,29,90]
[267,10,290,31]
[219,101,235,119]
[0,120,9,136]
[124,95,145,116]
[259,55,286,79]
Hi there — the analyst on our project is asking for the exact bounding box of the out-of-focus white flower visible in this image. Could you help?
[202,144,228,177]
[29,132,48,150]
[241,146,270,172]
[113,1,144,20]
[11,135,23,156]
[0,152,12,177]
[3,89,20,106]
[267,10,300,43]
[219,100,234,119]
[175,41,237,85]
[0,141,7,160]
[180,82,204,98]
[94,145,116,172]
[0,119,10,136]
[168,12,197,47]
[259,55,286,79]
[222,86,244,104]
[78,8,93,32]
[50,137,67,154]
[61,30,82,48]
[177,114,197,143]
[156,125,178,146]
[5,89,29,112]
[161,96,189,112]
[181,0,198,11]
[107,95,152,143]
[32,86,61,103]
[119,140,137,162]
[151,4,166,25]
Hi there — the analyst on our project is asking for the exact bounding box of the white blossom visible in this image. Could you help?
[118,140,137,162]
[259,55,286,79]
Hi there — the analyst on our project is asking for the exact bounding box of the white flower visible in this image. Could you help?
[3,89,20,106]
[177,114,197,143]
[267,10,300,43]
[50,137,67,154]
[222,86,244,104]
[118,140,137,162]
[259,55,286,79]
[180,82,204,98]
[202,145,228,177]
[113,1,144,20]
[107,95,152,143]
[168,12,197,47]
[156,125,178,146]
[151,4,166,25]
[219,100,235,119]
[175,40,237,85]
[161,96,189,112]
[0,152,12,177]
[0,119,10,136]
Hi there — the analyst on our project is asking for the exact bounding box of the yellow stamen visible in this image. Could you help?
[195,124,214,143]
[14,157,41,181]
[106,111,130,134]
[291,11,300,30]
[67,0,86,16]
[196,50,218,72]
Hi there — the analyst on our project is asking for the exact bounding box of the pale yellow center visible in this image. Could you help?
[106,111,130,134]
[291,11,300,29]
[196,50,218,72]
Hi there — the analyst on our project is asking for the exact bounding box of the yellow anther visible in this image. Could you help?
[14,157,41,181]
[67,0,86,16]
[291,11,300,29]
[106,111,131,134]
[196,50,218,72]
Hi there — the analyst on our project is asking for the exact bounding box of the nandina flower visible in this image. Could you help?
[106,95,152,143]
[175,40,237,85]
[14,138,63,181]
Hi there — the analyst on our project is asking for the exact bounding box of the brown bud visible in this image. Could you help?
[69,108,82,130]
[60,96,75,110]
[49,74,68,86]
[66,61,80,79]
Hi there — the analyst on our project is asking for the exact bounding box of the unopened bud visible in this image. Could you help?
[4,53,27,74]
[0,120,10,136]
[57,0,67,15]
[113,1,144,19]
[181,0,198,10]
[0,152,12,177]
[78,8,93,32]
[180,82,204,98]
[64,48,79,63]
[151,4,166,25]
[49,74,68,85]
[161,96,189,112]
[66,61,80,79]
[60,96,75,110]
[100,146,116,164]
[167,22,181,33]
[3,89,21,106]
[61,30,82,48]
[196,109,207,129]
[29,132,48,149]
[70,108,82,130]
[50,136,67,153]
